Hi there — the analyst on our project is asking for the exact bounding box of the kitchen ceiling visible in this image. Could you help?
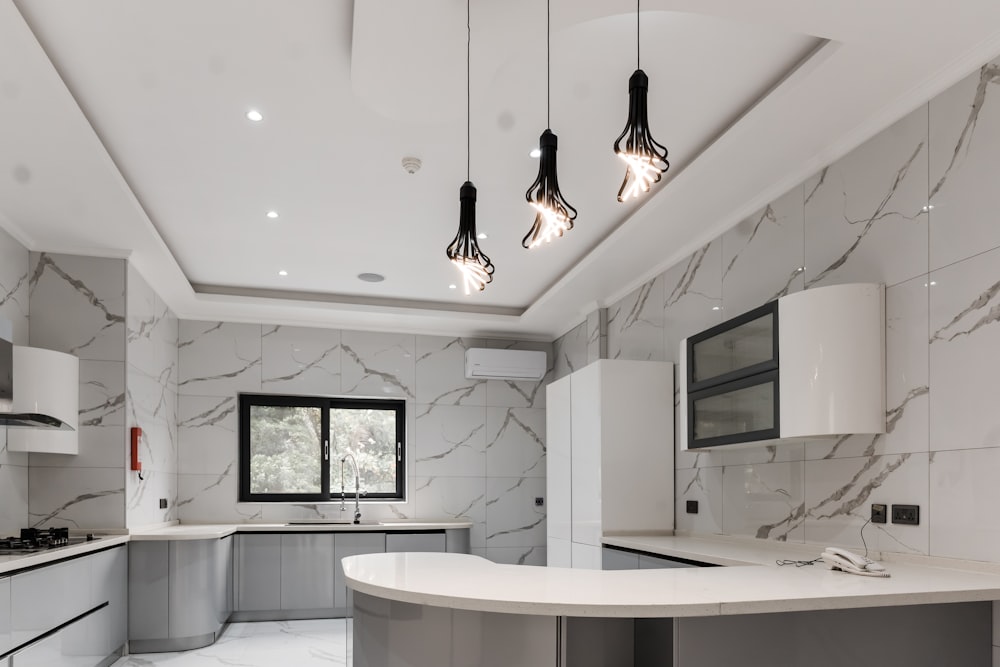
[2,1,1000,339]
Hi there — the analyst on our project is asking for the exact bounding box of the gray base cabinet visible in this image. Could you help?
[3,545,126,667]
[385,532,446,553]
[280,534,335,611]
[234,534,280,612]
[334,533,385,613]
[601,546,701,571]
[129,537,233,653]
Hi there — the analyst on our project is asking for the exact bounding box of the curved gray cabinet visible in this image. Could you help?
[0,578,9,656]
[129,536,233,653]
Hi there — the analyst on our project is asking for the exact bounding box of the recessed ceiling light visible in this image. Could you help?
[358,273,385,283]
[246,109,263,122]
[529,148,541,158]
[278,270,288,276]
[449,284,457,290]
[266,210,279,219]
[477,232,488,240]
[712,306,722,311]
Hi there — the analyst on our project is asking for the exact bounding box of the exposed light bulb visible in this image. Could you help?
[452,257,491,295]
[525,202,573,249]
[616,152,665,202]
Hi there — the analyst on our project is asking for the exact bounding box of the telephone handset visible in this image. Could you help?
[820,547,890,578]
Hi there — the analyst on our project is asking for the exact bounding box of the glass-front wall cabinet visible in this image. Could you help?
[686,302,779,448]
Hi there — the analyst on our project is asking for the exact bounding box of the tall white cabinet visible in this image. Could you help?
[546,360,674,569]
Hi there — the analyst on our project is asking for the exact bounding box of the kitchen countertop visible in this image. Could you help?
[0,533,129,576]
[129,519,473,541]
[342,535,1000,618]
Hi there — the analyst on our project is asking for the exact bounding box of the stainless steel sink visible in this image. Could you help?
[284,519,382,526]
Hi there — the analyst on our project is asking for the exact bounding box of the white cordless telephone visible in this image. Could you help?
[820,547,890,578]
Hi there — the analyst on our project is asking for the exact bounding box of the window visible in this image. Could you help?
[238,394,405,502]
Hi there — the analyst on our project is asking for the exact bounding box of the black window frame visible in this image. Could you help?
[238,393,406,503]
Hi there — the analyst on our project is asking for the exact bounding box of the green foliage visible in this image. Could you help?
[249,404,398,496]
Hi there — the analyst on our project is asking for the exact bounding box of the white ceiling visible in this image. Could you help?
[2,1,1000,340]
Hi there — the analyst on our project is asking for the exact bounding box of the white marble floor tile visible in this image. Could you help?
[113,619,350,666]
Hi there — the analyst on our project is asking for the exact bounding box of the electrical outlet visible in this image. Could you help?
[534,497,544,507]
[891,504,919,525]
[871,503,887,524]
[686,500,699,514]
[159,498,168,509]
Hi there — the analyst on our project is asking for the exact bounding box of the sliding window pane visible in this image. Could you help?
[248,405,322,494]
[330,407,398,495]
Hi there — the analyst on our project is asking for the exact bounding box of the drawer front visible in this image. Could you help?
[385,533,446,553]
[10,606,107,667]
[0,578,10,656]
[11,557,91,647]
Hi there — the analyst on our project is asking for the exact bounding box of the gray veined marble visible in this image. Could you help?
[485,408,545,478]
[262,325,341,395]
[930,277,1000,343]
[340,332,415,399]
[178,321,262,395]
[552,322,586,381]
[607,275,665,362]
[414,404,486,477]
[485,476,546,548]
[586,308,608,363]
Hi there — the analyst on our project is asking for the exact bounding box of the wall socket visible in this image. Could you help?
[159,498,168,509]
[871,503,887,524]
[686,500,699,514]
[534,497,544,507]
[891,504,919,525]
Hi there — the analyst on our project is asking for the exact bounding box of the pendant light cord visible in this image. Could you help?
[637,0,640,69]
[467,0,471,180]
[546,0,550,128]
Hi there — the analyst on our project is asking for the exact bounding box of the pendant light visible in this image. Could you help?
[522,0,577,249]
[446,0,494,294]
[613,0,669,202]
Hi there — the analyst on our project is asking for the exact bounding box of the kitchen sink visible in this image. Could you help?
[284,519,382,526]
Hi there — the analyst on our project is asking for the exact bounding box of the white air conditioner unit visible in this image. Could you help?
[464,348,546,381]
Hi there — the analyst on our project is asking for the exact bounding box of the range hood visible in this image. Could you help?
[0,333,77,432]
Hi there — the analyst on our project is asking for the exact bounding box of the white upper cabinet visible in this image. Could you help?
[680,283,885,450]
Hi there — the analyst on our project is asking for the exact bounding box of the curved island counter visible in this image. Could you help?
[343,549,1000,667]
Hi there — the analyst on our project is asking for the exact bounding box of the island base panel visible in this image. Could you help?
[676,602,990,666]
[353,593,558,667]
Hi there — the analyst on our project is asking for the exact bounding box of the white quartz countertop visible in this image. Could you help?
[342,536,1000,618]
[0,534,130,576]
[129,520,473,541]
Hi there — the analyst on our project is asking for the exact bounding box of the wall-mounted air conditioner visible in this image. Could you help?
[464,348,546,381]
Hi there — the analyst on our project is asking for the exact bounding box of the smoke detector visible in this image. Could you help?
[401,157,422,174]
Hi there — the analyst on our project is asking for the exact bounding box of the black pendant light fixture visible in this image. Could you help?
[614,0,669,202]
[522,0,576,249]
[446,0,494,294]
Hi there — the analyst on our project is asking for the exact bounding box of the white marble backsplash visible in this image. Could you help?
[177,329,552,563]
[553,54,1000,564]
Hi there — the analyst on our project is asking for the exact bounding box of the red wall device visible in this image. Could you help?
[130,426,143,473]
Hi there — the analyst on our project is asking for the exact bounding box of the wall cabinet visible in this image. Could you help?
[546,360,674,569]
[680,282,885,450]
[280,534,335,611]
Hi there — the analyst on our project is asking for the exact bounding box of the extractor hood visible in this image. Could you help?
[0,330,78,432]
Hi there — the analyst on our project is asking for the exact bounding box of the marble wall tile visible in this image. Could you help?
[178,321,262,396]
[586,308,608,364]
[485,407,545,478]
[176,472,262,523]
[484,340,551,409]
[485,476,546,549]
[607,274,666,361]
[675,467,723,535]
[552,322,587,381]
[721,185,805,317]
[28,253,125,361]
[721,442,804,468]
[415,336,486,407]
[0,462,28,535]
[803,454,928,554]
[485,546,547,566]
[177,395,237,476]
[929,247,1000,450]
[126,468,177,528]
[412,476,486,548]
[928,58,1000,271]
[340,330,415,399]
[413,404,486,477]
[663,241,723,362]
[721,461,804,542]
[262,325,341,396]
[28,467,124,528]
[803,106,928,289]
[929,448,1000,561]
[0,226,29,345]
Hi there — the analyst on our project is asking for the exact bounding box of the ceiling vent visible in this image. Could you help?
[464,348,546,381]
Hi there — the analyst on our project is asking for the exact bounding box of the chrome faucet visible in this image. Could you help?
[340,453,362,524]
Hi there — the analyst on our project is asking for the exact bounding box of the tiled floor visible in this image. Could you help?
[112,619,351,666]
